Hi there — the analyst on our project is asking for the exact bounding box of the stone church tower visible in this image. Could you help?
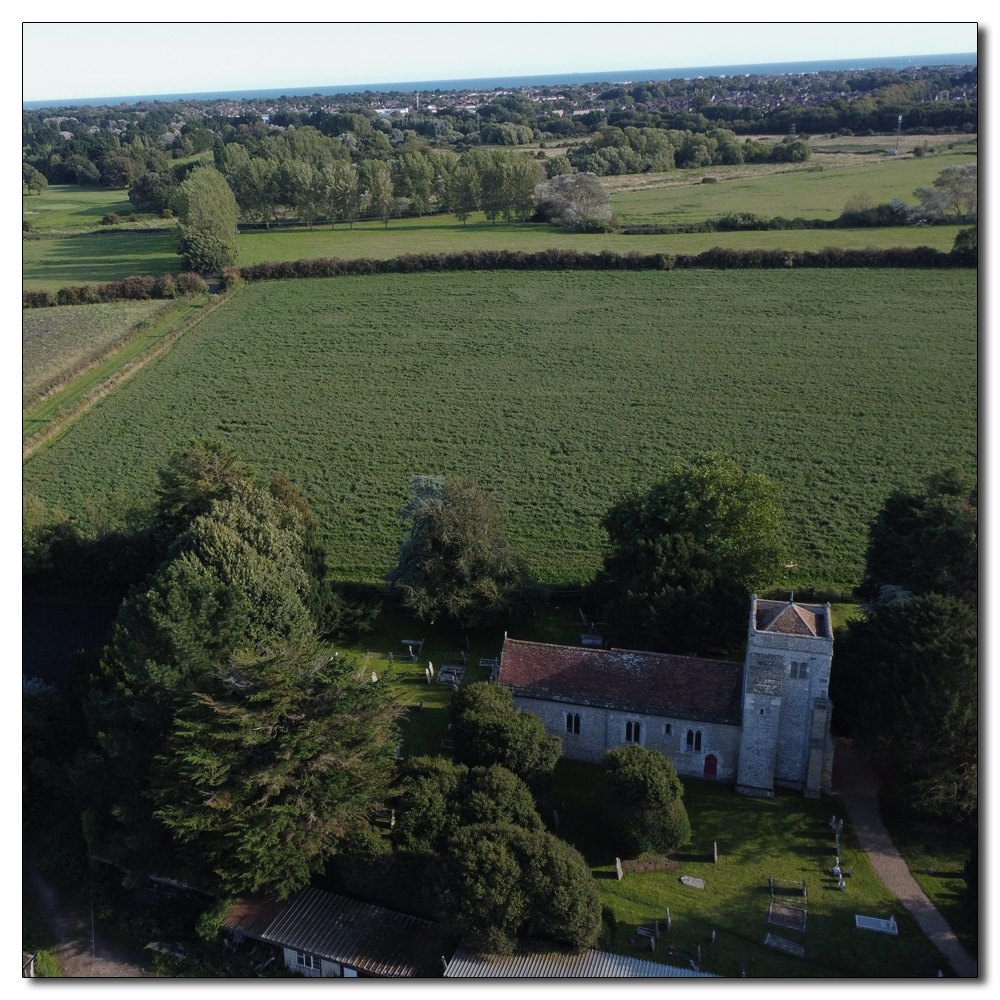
[736,596,835,799]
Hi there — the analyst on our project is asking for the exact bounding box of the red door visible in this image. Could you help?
[704,754,718,779]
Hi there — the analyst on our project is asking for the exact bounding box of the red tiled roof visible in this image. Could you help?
[755,601,827,637]
[498,639,744,725]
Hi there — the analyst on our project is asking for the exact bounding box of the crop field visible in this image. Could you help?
[550,761,947,978]
[23,299,176,407]
[23,269,976,589]
[21,216,962,291]
[610,152,977,224]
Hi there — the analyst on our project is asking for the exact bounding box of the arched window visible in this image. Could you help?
[566,713,580,735]
[694,731,702,752]
[686,729,694,749]
[625,721,641,744]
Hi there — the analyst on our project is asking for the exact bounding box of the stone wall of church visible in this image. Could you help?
[512,694,741,781]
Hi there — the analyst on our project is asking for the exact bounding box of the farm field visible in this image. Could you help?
[610,152,977,224]
[23,298,176,407]
[22,269,977,589]
[23,295,209,444]
[550,761,947,978]
[22,184,136,231]
[21,218,963,291]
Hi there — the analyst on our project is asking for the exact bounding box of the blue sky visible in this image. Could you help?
[22,20,978,102]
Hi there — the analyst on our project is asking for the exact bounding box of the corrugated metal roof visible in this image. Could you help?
[444,942,720,978]
[499,638,744,725]
[223,888,448,978]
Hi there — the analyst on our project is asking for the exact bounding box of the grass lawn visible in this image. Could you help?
[549,760,947,977]
[23,183,137,230]
[23,298,176,408]
[611,153,977,224]
[22,229,180,290]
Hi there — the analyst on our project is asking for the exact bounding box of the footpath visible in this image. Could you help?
[832,737,977,978]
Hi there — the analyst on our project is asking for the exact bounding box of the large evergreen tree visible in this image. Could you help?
[833,594,977,820]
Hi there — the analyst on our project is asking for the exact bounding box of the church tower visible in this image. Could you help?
[736,596,835,798]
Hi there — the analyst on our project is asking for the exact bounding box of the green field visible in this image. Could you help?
[23,269,977,589]
[610,153,977,224]
[23,184,137,231]
[23,296,209,444]
[550,761,947,977]
[21,217,963,291]
[23,299,176,407]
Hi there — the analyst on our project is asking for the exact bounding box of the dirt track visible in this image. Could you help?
[26,860,149,978]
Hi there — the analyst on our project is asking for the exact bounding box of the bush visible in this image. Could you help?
[604,745,691,855]
[951,226,977,266]
[23,218,34,232]
[22,290,53,309]
[100,213,121,226]
[178,272,209,295]
[701,176,718,184]
[218,266,243,292]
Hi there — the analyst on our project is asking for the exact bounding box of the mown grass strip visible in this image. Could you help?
[23,293,231,456]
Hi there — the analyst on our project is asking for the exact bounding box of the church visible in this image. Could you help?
[495,595,835,798]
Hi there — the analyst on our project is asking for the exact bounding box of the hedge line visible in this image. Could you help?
[23,273,208,309]
[25,245,972,309]
[236,245,969,283]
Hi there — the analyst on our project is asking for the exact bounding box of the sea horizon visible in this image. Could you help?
[22,51,977,110]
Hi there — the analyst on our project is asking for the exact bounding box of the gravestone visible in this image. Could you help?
[711,930,716,945]
[615,858,624,881]
[418,700,423,711]
[428,661,434,678]
[680,876,706,889]
[848,866,854,878]
[839,880,846,892]
[696,945,701,965]
[664,908,671,932]
[765,933,806,958]
[654,919,659,938]
[713,841,718,863]
[552,809,559,830]
[649,937,655,952]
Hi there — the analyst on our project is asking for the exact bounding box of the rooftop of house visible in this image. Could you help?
[498,638,744,726]
[223,887,450,978]
[754,599,830,638]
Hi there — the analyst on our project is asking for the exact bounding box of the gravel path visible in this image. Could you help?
[832,737,977,978]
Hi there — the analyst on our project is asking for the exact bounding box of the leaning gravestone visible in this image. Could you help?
[615,858,624,881]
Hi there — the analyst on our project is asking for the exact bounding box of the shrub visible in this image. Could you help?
[152,273,178,298]
[178,272,209,295]
[23,218,34,232]
[604,745,691,856]
[701,176,718,184]
[951,226,978,266]
[218,266,243,292]
[22,289,53,309]
[100,213,121,226]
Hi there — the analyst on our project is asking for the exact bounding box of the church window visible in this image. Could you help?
[625,721,641,744]
[566,713,580,735]
[791,662,809,680]
[694,731,702,752]
[664,723,672,735]
[686,729,694,749]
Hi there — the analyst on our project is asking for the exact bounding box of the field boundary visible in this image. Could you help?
[23,290,236,460]
[24,298,182,410]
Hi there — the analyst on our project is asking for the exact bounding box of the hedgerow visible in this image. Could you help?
[23,273,206,309]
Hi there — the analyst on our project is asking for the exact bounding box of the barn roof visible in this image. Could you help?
[498,638,744,726]
[222,887,450,978]
[755,600,829,637]
[444,940,720,978]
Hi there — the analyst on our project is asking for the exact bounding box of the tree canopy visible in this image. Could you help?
[604,745,691,855]
[386,475,541,627]
[832,593,977,820]
[425,822,600,953]
[858,468,977,608]
[173,165,240,272]
[450,682,561,785]
[590,454,784,653]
